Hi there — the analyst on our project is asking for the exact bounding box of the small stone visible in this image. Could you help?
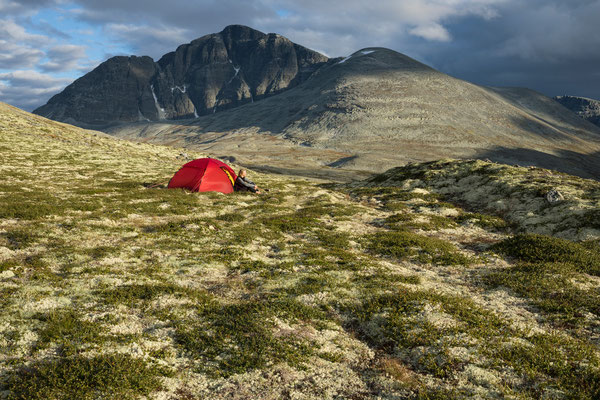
[546,188,564,204]
[0,270,15,279]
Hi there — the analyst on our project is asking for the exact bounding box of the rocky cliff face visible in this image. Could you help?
[554,95,600,127]
[33,25,329,127]
[33,56,158,126]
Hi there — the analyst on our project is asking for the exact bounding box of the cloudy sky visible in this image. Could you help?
[1,0,599,111]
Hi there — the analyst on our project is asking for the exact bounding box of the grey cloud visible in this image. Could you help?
[0,70,71,88]
[0,0,59,16]
[252,0,507,55]
[71,0,273,36]
[103,23,190,59]
[0,18,49,44]
[416,0,600,99]
[0,18,56,69]
[0,40,44,69]
[40,44,87,72]
[67,0,277,59]
[485,1,600,62]
[0,70,71,110]
[24,17,72,40]
[67,0,510,59]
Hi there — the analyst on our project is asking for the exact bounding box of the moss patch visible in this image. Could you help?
[494,234,600,275]
[174,297,322,377]
[366,231,473,265]
[4,354,164,400]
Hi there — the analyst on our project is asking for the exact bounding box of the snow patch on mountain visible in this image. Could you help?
[150,85,166,120]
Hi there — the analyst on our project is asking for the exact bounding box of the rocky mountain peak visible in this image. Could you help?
[33,26,329,128]
[554,95,600,127]
[220,24,266,43]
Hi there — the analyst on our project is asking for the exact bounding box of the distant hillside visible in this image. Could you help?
[33,25,329,127]
[554,95,600,127]
[107,47,600,180]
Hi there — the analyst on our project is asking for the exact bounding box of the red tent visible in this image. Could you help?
[168,158,237,193]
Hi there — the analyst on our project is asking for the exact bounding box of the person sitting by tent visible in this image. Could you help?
[234,169,262,193]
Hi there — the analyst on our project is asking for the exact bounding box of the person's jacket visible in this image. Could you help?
[234,176,257,192]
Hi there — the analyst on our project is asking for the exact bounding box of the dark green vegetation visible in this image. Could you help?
[454,213,507,230]
[33,309,104,355]
[348,287,600,398]
[486,234,600,329]
[99,283,210,307]
[366,231,473,265]
[347,185,509,232]
[485,333,600,399]
[5,354,164,400]
[494,234,600,275]
[174,297,325,377]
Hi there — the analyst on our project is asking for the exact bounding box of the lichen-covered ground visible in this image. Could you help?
[1,102,600,399]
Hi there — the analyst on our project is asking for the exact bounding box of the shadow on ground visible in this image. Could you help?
[476,147,600,181]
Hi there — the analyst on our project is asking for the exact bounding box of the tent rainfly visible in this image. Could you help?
[168,158,237,194]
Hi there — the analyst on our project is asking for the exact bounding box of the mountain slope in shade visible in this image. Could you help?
[554,95,600,127]
[107,47,600,179]
[33,25,329,127]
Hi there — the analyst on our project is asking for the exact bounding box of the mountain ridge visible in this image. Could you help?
[105,47,600,180]
[33,25,330,127]
[554,95,600,127]
[30,25,600,180]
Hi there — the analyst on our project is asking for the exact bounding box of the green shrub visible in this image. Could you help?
[484,262,600,327]
[5,354,163,400]
[366,231,473,265]
[297,243,361,271]
[174,298,319,377]
[259,212,317,233]
[216,212,245,222]
[0,259,19,273]
[347,289,505,378]
[3,229,38,249]
[454,213,507,230]
[0,191,103,220]
[351,272,421,288]
[314,229,351,249]
[33,310,103,354]
[287,273,349,296]
[485,333,600,398]
[494,234,600,275]
[0,191,63,219]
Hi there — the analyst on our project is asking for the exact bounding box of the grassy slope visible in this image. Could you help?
[361,159,600,241]
[1,102,600,399]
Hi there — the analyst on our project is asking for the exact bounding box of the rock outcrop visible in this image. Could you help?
[33,25,329,127]
[554,95,600,127]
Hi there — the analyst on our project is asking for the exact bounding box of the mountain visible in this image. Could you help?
[33,25,329,127]
[32,26,600,180]
[106,47,600,180]
[554,95,600,127]
[3,101,600,398]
